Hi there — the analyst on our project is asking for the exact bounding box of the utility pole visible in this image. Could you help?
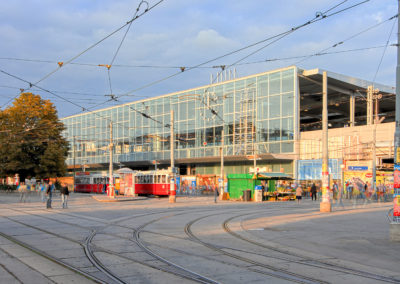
[390,0,400,240]
[320,71,331,212]
[73,136,76,191]
[371,87,383,196]
[169,110,176,203]
[108,122,114,198]
[220,129,224,200]
[253,143,257,169]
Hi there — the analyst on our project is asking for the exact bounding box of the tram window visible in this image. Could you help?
[157,175,161,184]
[161,175,166,184]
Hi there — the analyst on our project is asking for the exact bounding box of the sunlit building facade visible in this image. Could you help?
[62,65,395,178]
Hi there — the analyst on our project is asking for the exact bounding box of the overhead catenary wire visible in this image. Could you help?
[293,13,398,66]
[195,0,371,124]
[371,17,397,85]
[0,0,376,141]
[0,0,164,109]
[85,0,371,126]
[0,0,375,117]
[111,0,371,104]
[0,68,148,135]
[103,0,151,100]
[0,44,394,72]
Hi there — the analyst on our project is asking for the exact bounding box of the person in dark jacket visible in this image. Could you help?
[46,181,55,209]
[311,183,317,201]
[60,182,69,209]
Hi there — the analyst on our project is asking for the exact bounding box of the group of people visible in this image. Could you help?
[295,182,318,203]
[345,180,390,202]
[17,180,70,209]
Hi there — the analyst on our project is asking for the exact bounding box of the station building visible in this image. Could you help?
[61,66,396,182]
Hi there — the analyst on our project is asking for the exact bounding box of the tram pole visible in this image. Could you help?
[220,129,224,200]
[73,136,76,192]
[108,122,114,198]
[169,110,176,203]
[390,0,400,241]
[320,71,331,212]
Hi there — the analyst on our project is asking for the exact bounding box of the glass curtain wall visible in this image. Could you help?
[62,67,296,167]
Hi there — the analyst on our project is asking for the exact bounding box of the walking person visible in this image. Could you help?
[310,183,317,201]
[296,184,303,204]
[60,182,69,208]
[46,181,55,209]
[335,183,345,208]
[40,182,46,202]
[18,182,28,203]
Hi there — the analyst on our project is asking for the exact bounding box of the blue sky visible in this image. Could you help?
[0,0,397,117]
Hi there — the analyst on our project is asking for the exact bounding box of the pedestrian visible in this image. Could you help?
[348,182,353,199]
[335,183,345,208]
[18,182,28,203]
[332,181,338,201]
[46,181,55,209]
[214,184,218,203]
[383,183,387,202]
[40,182,46,202]
[296,184,303,204]
[60,182,69,208]
[310,183,317,201]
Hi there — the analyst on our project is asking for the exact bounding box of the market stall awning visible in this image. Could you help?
[256,172,293,180]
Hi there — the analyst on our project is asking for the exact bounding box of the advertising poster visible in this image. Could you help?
[394,195,400,217]
[343,171,393,193]
[394,170,400,189]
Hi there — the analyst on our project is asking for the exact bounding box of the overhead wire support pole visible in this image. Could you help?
[320,71,331,212]
[108,122,114,198]
[220,129,224,200]
[73,136,76,191]
[372,88,383,196]
[169,110,176,203]
[390,0,400,240]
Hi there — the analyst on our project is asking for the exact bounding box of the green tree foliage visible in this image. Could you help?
[0,93,69,180]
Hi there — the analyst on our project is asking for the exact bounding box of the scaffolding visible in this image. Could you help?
[234,86,256,155]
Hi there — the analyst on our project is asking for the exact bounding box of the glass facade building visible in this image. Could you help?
[62,66,298,175]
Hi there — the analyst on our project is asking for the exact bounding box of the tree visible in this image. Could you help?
[0,93,69,180]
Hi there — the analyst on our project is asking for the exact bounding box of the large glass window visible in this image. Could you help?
[269,119,281,141]
[282,69,294,93]
[269,72,280,95]
[282,93,294,117]
[63,67,297,165]
[269,95,280,118]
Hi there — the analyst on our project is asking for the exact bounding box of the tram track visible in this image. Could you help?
[223,212,400,283]
[0,231,106,283]
[132,212,222,283]
[2,198,396,283]
[184,214,329,284]
[0,207,186,283]
[1,204,224,283]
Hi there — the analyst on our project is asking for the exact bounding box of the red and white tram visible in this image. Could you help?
[74,172,119,194]
[119,170,175,196]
